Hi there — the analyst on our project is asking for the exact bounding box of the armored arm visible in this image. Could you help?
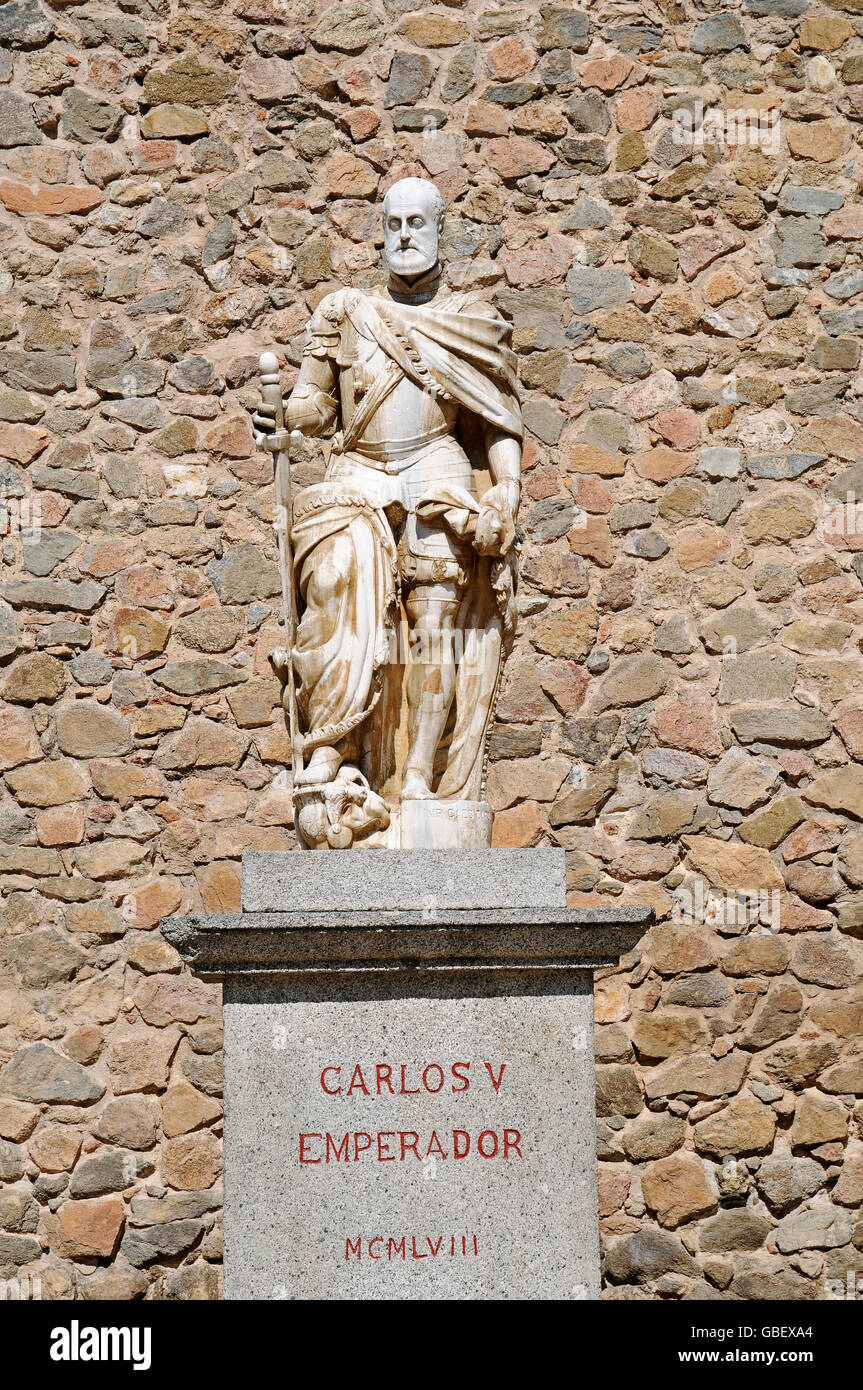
[474,423,521,556]
[284,350,339,436]
[252,296,341,443]
[484,425,521,517]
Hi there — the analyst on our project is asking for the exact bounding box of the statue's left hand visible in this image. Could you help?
[474,484,516,556]
[474,505,506,555]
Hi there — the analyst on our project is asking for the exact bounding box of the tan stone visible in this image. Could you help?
[632,1011,708,1060]
[29,1122,82,1173]
[791,1093,849,1147]
[531,607,597,663]
[642,1152,719,1229]
[162,1130,222,1190]
[740,797,805,849]
[180,778,248,820]
[836,706,863,761]
[722,934,789,976]
[56,703,132,758]
[2,653,65,703]
[742,493,817,544]
[684,836,784,890]
[800,16,853,49]
[36,804,85,847]
[90,761,166,807]
[804,768,863,820]
[124,877,184,930]
[786,121,848,162]
[5,758,89,807]
[133,973,216,1028]
[323,151,377,198]
[76,838,149,880]
[109,607,171,658]
[490,800,547,848]
[568,443,625,476]
[649,924,718,974]
[645,1050,748,1101]
[0,1098,39,1142]
[633,446,691,483]
[162,1081,221,1138]
[153,717,249,771]
[106,1024,181,1094]
[694,1094,777,1157]
[126,932,182,974]
[195,861,241,912]
[67,901,125,936]
[56,1196,124,1258]
[0,707,42,771]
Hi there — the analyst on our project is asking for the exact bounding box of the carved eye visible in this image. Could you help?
[409,216,424,227]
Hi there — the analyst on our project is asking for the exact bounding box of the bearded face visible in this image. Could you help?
[382,180,441,280]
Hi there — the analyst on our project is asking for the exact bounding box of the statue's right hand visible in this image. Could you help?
[252,398,277,448]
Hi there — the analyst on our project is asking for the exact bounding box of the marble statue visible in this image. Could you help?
[252,177,523,849]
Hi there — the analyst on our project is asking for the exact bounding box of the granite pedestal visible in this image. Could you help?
[162,848,651,1301]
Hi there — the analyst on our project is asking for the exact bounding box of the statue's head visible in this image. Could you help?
[382,177,444,280]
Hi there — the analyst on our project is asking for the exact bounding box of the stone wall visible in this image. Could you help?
[0,0,862,1301]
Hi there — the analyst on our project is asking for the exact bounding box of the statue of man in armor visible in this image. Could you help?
[252,177,522,849]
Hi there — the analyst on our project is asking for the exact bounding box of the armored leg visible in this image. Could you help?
[402,580,462,800]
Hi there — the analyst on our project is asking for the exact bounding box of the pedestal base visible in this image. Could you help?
[162,849,652,1301]
[225,974,597,1300]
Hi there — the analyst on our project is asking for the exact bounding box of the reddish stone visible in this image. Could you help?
[633,446,691,482]
[342,106,380,142]
[0,181,102,215]
[0,423,49,464]
[569,475,613,514]
[503,235,572,288]
[654,408,700,451]
[133,140,180,172]
[651,689,724,756]
[786,121,848,161]
[36,805,85,847]
[615,88,660,131]
[465,102,509,137]
[567,515,614,567]
[486,136,555,180]
[537,657,589,713]
[56,1197,124,1258]
[677,525,728,571]
[206,415,253,458]
[580,55,635,92]
[487,37,535,80]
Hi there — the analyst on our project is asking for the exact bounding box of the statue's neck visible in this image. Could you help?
[386,261,442,305]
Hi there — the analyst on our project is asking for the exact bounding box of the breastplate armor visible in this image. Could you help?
[338,335,458,459]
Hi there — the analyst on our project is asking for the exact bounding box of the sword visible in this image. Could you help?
[257,351,303,784]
